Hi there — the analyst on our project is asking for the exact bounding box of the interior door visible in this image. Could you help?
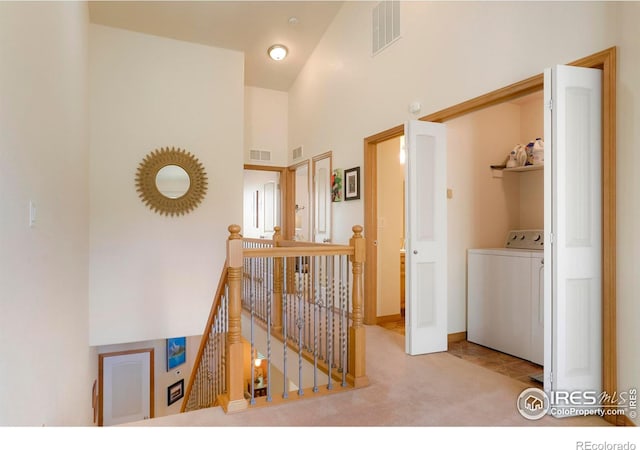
[312,153,332,243]
[243,170,281,239]
[404,120,447,355]
[293,162,310,241]
[544,65,602,415]
[99,349,154,426]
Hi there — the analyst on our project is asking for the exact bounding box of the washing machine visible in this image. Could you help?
[467,230,544,365]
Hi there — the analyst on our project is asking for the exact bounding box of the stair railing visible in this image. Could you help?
[182,224,367,414]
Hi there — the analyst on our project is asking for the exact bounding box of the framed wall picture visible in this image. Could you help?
[331,168,343,202]
[166,337,186,371]
[344,167,360,201]
[167,379,184,406]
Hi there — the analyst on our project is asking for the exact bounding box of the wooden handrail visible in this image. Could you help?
[243,246,354,258]
[243,237,275,245]
[277,240,344,248]
[180,263,228,413]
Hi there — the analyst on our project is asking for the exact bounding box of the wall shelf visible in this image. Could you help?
[503,164,544,173]
[491,164,543,178]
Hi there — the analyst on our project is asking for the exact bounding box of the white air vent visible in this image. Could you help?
[292,146,303,160]
[249,149,271,162]
[372,1,400,55]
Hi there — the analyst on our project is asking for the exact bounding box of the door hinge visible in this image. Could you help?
[546,99,553,110]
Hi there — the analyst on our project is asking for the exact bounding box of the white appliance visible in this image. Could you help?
[467,230,544,365]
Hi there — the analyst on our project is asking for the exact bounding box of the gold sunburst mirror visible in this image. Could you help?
[135,147,208,216]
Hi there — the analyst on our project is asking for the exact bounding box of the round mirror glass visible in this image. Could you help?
[155,165,190,199]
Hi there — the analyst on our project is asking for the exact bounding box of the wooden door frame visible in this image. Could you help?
[363,47,617,423]
[311,151,333,243]
[244,164,288,238]
[98,348,155,426]
[285,159,311,241]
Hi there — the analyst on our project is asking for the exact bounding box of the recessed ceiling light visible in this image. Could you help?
[288,16,299,25]
[268,44,288,61]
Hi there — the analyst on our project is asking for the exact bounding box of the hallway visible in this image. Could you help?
[131,324,608,427]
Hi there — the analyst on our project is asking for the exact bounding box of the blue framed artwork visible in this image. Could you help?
[166,337,186,371]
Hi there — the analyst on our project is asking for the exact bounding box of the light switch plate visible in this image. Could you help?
[29,200,36,227]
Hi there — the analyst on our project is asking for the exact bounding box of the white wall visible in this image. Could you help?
[245,86,288,166]
[288,1,617,332]
[615,1,640,426]
[0,2,92,425]
[89,25,244,345]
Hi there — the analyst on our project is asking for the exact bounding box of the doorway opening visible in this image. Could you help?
[243,164,287,239]
[364,47,616,423]
[373,136,407,331]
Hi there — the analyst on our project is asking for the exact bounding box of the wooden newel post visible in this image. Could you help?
[272,226,283,332]
[219,224,248,413]
[349,225,369,387]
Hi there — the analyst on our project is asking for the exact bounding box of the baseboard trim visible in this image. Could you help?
[448,331,467,343]
[376,314,403,324]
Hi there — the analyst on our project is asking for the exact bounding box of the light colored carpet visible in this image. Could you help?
[126,324,610,427]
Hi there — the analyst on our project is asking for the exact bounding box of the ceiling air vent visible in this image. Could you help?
[249,149,271,162]
[372,0,400,56]
[292,146,303,161]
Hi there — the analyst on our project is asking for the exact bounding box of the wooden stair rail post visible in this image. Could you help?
[218,224,248,413]
[272,226,283,332]
[349,225,369,387]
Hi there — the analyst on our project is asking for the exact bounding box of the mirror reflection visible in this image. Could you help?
[155,165,190,199]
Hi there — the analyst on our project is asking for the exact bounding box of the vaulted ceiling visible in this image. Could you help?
[88,1,345,92]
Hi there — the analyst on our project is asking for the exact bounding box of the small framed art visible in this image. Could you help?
[331,168,343,202]
[167,379,184,406]
[166,337,186,371]
[344,167,360,201]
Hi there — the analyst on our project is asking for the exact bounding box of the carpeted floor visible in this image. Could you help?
[378,318,544,388]
[127,324,610,427]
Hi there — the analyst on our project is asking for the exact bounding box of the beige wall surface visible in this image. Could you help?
[615,1,640,426]
[517,94,544,230]
[376,137,404,317]
[89,24,244,346]
[445,102,521,332]
[244,86,289,166]
[0,2,92,425]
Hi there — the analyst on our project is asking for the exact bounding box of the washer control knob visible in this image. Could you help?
[534,234,542,241]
